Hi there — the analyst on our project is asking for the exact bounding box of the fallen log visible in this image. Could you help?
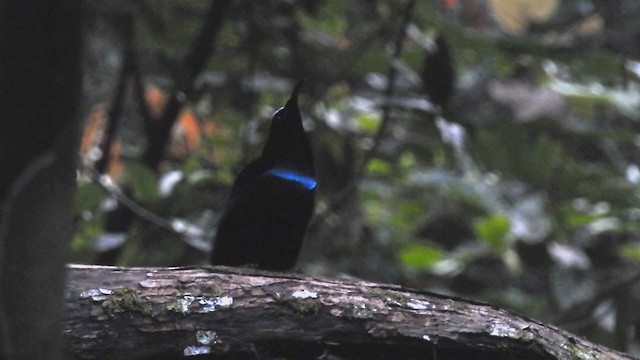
[64,264,634,359]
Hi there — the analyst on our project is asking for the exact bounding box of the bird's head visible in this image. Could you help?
[270,81,302,131]
[261,82,313,176]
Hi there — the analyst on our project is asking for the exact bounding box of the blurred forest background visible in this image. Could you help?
[75,0,640,355]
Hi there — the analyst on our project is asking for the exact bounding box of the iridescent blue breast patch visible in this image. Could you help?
[266,169,317,190]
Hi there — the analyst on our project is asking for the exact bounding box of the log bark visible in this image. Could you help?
[65,264,635,360]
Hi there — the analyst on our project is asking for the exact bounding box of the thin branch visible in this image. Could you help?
[95,16,135,174]
[131,55,153,135]
[238,2,261,167]
[93,16,153,265]
[309,0,418,232]
[85,167,175,232]
[142,0,231,170]
[362,0,418,168]
[83,166,210,252]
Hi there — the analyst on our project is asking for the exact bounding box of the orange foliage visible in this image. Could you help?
[80,84,216,173]
[145,84,204,159]
[107,140,123,178]
[145,86,167,117]
[80,105,124,178]
[169,108,202,158]
[80,105,106,157]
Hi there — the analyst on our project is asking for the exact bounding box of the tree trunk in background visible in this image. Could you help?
[0,1,82,359]
[65,265,633,360]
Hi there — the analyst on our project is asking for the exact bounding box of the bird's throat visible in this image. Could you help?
[266,168,316,190]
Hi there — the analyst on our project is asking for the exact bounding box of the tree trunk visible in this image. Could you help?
[65,264,633,360]
[0,2,82,359]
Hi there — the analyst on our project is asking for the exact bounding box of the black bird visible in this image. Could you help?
[421,35,455,109]
[210,83,315,270]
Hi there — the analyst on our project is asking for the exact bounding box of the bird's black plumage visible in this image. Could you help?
[421,35,455,109]
[210,83,315,270]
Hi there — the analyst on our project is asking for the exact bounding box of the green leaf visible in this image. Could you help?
[75,181,104,213]
[474,214,510,251]
[391,201,424,230]
[399,152,416,171]
[398,243,443,269]
[366,159,391,176]
[565,211,601,227]
[355,113,380,134]
[122,160,159,203]
[433,148,447,167]
[182,155,202,176]
[72,217,102,252]
[620,243,640,262]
